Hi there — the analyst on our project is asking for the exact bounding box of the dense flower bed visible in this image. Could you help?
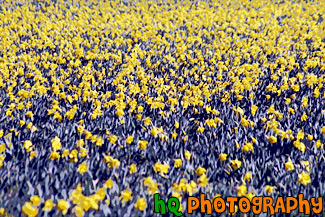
[0,0,325,216]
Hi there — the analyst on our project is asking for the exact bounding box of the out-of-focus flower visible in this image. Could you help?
[49,152,60,161]
[22,202,38,217]
[109,135,118,144]
[109,158,120,168]
[285,158,294,171]
[298,172,311,186]
[219,153,227,161]
[315,140,322,148]
[198,174,209,187]
[196,167,207,176]
[174,120,179,129]
[0,208,5,216]
[126,135,134,144]
[51,136,61,151]
[184,150,191,161]
[23,140,33,152]
[138,140,148,150]
[104,179,113,189]
[151,127,159,137]
[120,189,132,203]
[129,164,137,174]
[57,199,70,215]
[78,163,88,174]
[246,192,255,201]
[244,172,252,182]
[43,199,54,212]
[265,185,274,194]
[268,136,277,144]
[174,159,182,168]
[134,198,147,211]
[237,185,247,197]
[30,195,41,206]
[231,160,242,170]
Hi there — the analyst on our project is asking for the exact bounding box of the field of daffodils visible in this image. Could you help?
[0,0,325,216]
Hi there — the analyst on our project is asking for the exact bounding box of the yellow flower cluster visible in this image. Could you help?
[0,0,325,215]
[70,184,105,216]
